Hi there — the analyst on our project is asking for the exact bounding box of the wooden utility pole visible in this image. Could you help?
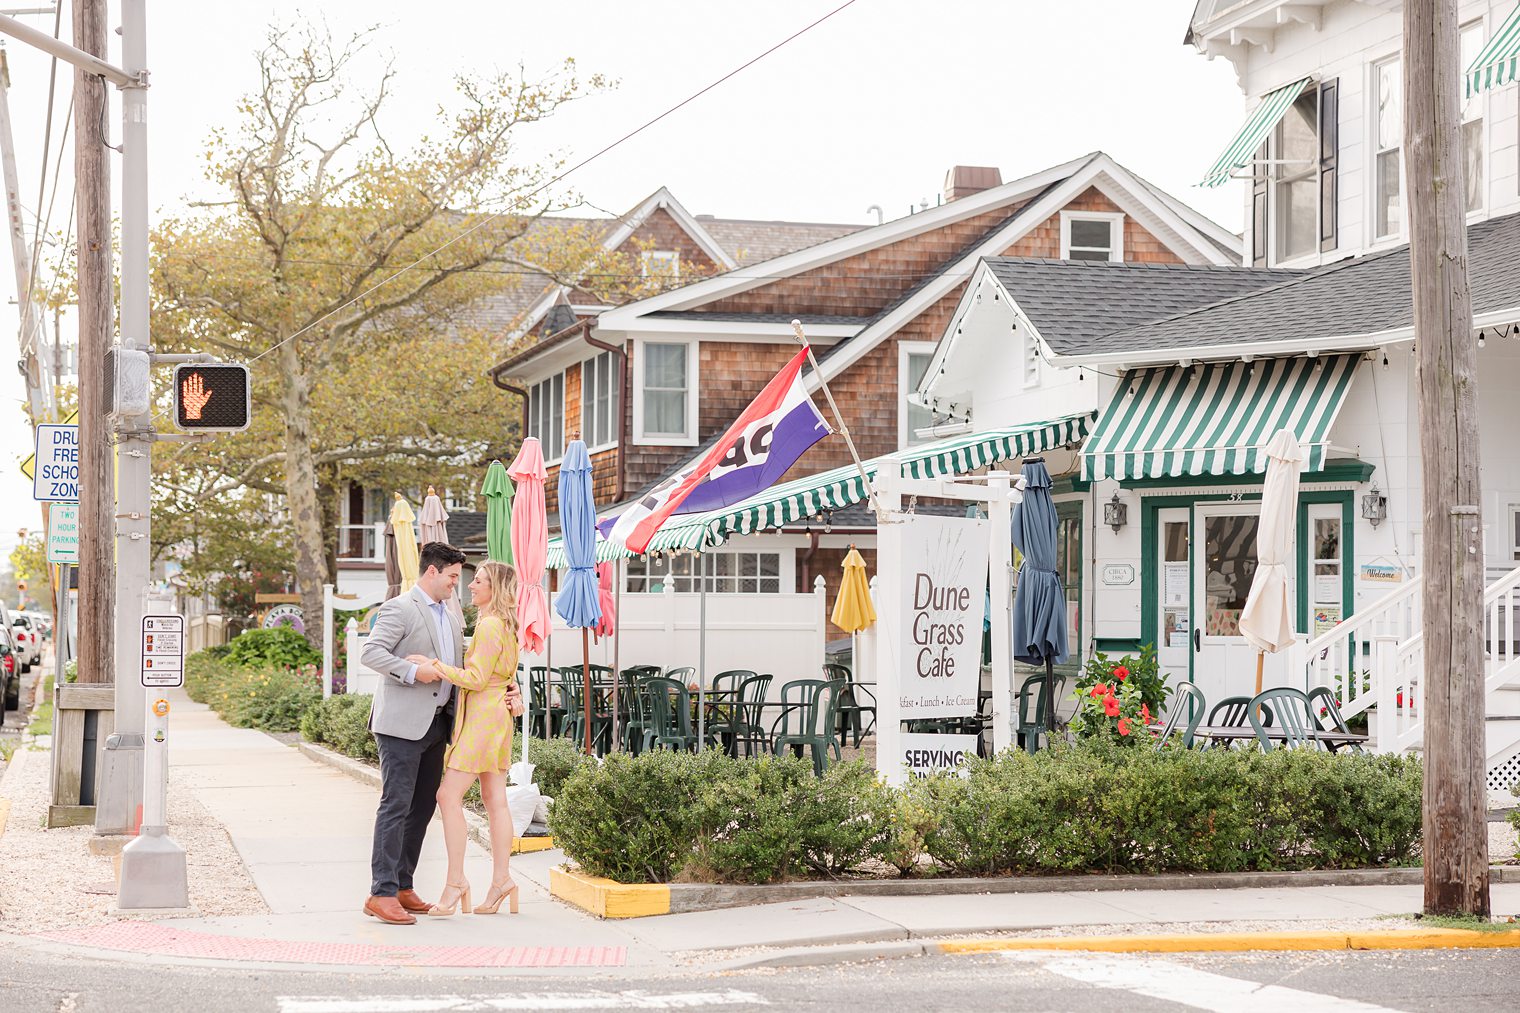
[73,0,114,686]
[1405,0,1490,916]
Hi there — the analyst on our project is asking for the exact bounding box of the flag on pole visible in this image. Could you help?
[608,344,829,554]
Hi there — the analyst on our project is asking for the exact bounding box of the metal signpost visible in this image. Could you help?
[117,605,187,910]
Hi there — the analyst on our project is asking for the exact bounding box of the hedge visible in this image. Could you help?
[184,650,319,733]
[550,743,1424,885]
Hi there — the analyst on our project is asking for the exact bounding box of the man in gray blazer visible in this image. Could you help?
[361,541,467,925]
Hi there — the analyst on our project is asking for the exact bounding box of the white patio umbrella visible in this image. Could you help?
[1239,428,1306,693]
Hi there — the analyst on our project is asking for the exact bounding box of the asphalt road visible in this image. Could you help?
[2,945,1519,1012]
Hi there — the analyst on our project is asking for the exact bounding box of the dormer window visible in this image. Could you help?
[641,250,680,278]
[1060,212,1124,262]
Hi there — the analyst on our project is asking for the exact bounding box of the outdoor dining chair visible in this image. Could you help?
[665,666,697,687]
[525,666,557,739]
[823,663,878,748]
[708,670,757,750]
[556,666,613,754]
[771,678,842,776]
[640,676,700,752]
[729,673,774,758]
[1207,695,1274,729]
[1015,673,1062,753]
[1307,685,1365,753]
[1154,682,1207,750]
[1247,687,1324,751]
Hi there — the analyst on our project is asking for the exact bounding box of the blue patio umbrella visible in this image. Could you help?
[1011,457,1068,735]
[557,439,604,755]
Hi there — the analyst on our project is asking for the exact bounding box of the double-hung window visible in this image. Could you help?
[580,351,620,449]
[1373,57,1402,241]
[637,341,694,443]
[1273,87,1320,260]
[1060,212,1124,262]
[1461,22,1485,212]
[641,250,679,279]
[899,342,935,447]
[527,373,565,461]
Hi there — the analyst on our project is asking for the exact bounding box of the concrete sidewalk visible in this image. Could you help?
[18,690,1520,974]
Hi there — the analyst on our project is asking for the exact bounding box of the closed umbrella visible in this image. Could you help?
[383,521,402,601]
[557,439,604,756]
[508,438,550,656]
[390,495,420,596]
[594,562,617,640]
[1011,458,1068,736]
[831,546,877,634]
[1239,429,1304,693]
[482,460,514,564]
[419,487,462,624]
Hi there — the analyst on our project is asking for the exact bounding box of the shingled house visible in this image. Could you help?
[501,153,1241,604]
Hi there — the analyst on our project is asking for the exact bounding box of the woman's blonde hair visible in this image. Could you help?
[475,560,519,643]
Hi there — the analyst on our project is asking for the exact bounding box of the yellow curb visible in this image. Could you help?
[512,835,555,855]
[549,866,670,919]
[939,927,1520,955]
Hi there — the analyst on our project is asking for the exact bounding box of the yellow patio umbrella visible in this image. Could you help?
[831,546,877,634]
[390,493,420,595]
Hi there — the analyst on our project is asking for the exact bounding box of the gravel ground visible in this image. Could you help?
[0,735,267,931]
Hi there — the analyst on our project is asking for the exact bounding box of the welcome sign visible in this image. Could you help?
[895,513,988,719]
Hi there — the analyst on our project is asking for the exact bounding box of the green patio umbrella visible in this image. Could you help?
[482,459,514,564]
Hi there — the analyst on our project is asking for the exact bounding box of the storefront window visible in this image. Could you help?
[1202,514,1258,638]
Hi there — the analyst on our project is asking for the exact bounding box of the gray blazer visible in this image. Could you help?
[362,587,464,741]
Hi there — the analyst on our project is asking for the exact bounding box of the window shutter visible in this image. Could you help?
[1319,78,1339,253]
[1251,141,1269,266]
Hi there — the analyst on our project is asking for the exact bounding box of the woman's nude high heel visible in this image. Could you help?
[428,880,472,917]
[474,877,519,914]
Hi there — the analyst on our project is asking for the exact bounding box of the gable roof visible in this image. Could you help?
[1056,209,1520,365]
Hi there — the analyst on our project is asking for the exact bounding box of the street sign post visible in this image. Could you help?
[46,503,80,564]
[31,424,79,501]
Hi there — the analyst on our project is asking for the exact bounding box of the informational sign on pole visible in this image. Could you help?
[893,513,988,720]
[896,731,978,779]
[46,503,80,564]
[31,424,79,501]
[140,614,185,688]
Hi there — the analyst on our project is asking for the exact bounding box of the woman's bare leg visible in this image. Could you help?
[478,769,516,887]
[435,768,477,896]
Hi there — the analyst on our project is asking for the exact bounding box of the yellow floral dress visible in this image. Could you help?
[435,615,519,774]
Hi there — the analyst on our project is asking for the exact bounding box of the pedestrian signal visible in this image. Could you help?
[173,363,251,432]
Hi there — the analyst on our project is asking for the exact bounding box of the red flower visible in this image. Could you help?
[1104,695,1121,717]
[1113,665,1130,682]
[1117,717,1131,736]
[1090,682,1110,699]
[1141,704,1152,724]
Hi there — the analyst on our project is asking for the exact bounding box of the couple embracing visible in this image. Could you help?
[360,542,526,925]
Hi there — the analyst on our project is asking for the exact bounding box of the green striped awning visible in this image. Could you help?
[1468,5,1520,96]
[1081,355,1360,482]
[1199,77,1312,188]
[545,412,1092,567]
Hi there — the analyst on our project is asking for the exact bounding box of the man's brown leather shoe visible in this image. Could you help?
[396,889,431,914]
[363,895,416,925]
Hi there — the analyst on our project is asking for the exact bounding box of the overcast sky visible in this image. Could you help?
[0,0,1244,559]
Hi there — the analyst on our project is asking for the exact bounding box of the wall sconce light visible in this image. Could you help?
[1104,492,1128,534]
[1361,484,1387,528]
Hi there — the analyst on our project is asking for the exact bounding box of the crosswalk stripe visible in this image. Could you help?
[276,990,769,1012]
[1004,953,1399,1013]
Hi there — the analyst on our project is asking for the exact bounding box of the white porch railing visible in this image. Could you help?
[1370,564,1520,754]
[1302,574,1421,720]
[322,582,387,698]
[336,521,387,562]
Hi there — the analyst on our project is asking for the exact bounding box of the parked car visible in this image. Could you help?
[0,621,18,712]
[11,613,41,668]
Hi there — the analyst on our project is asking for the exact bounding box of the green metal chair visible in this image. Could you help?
[1015,673,1062,753]
[640,676,699,752]
[823,663,877,748]
[771,678,842,776]
[1154,682,1206,750]
[1248,688,1323,751]
[1307,685,1364,753]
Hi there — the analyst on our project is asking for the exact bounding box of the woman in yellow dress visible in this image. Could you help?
[410,560,523,916]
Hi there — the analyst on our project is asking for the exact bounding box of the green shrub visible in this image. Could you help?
[549,743,1424,884]
[301,693,378,762]
[222,628,321,671]
[524,736,596,799]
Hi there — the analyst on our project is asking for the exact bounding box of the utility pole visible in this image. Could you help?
[1405,0,1490,916]
[72,0,114,704]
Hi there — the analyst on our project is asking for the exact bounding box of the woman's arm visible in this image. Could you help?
[435,617,504,692]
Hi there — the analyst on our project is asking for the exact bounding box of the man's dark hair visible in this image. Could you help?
[418,541,467,574]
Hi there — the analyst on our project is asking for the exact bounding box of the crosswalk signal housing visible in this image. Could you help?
[173,363,251,432]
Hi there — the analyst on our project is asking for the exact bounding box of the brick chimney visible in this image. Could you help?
[943,165,1003,202]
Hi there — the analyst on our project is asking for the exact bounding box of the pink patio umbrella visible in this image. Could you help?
[508,438,550,657]
[594,561,617,641]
